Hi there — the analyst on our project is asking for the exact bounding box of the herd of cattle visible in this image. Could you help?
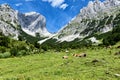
[62,45,120,59]
[62,52,87,59]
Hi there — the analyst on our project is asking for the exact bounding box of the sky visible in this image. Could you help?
[0,0,104,33]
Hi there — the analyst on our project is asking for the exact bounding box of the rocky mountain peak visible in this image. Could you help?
[52,0,120,42]
[0,3,10,8]
[17,11,51,37]
[0,3,51,40]
[79,0,120,19]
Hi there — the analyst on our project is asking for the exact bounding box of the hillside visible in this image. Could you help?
[54,0,120,42]
[40,0,120,49]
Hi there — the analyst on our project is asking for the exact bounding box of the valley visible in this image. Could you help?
[0,0,120,80]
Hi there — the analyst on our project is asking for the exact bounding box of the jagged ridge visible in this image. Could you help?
[53,0,120,42]
[0,3,51,42]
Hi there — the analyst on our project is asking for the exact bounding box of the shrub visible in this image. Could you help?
[34,41,40,48]
[0,52,11,58]
[18,45,28,51]
[0,46,6,53]
[0,36,10,47]
[0,53,3,58]
[18,50,27,56]
[10,47,18,56]
[3,52,11,58]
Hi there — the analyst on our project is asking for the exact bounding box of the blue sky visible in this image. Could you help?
[0,0,104,33]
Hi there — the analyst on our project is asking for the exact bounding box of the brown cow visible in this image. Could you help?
[73,53,86,57]
[62,56,68,59]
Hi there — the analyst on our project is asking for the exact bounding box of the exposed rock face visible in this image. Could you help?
[0,4,19,39]
[17,12,51,37]
[54,0,120,42]
[0,3,51,40]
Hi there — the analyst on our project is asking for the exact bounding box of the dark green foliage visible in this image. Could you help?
[0,52,11,58]
[113,13,120,26]
[10,47,18,56]
[19,29,39,44]
[18,50,27,56]
[34,41,40,48]
[18,35,23,41]
[42,45,48,51]
[106,15,113,24]
[103,24,120,46]
[0,46,6,53]
[0,33,39,58]
[0,35,10,47]
[15,25,44,44]
[41,38,92,50]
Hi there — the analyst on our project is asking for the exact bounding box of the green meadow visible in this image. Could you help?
[0,43,120,80]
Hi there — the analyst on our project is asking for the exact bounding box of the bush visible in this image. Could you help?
[0,52,11,58]
[103,24,120,46]
[18,45,28,51]
[0,36,10,47]
[18,50,27,56]
[10,47,18,56]
[0,46,6,53]
[3,52,11,58]
[0,53,3,58]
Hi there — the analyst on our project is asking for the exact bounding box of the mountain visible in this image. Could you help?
[18,12,51,37]
[40,0,120,49]
[0,3,51,41]
[0,4,19,39]
[52,0,120,42]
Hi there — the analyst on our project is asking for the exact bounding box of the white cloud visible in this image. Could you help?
[25,0,33,2]
[51,0,64,7]
[42,0,68,10]
[60,4,68,10]
[15,3,23,6]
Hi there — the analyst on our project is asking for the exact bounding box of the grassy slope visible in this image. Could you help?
[0,43,120,80]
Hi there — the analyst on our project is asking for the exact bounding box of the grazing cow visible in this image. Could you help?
[62,56,68,59]
[73,53,86,57]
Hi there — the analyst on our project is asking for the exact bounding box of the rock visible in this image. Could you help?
[92,59,99,63]
[114,74,120,77]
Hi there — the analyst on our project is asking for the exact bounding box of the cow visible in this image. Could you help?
[73,53,86,57]
[62,56,68,59]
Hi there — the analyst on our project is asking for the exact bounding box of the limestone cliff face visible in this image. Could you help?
[0,3,51,40]
[18,12,51,37]
[0,4,19,39]
[54,0,120,42]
